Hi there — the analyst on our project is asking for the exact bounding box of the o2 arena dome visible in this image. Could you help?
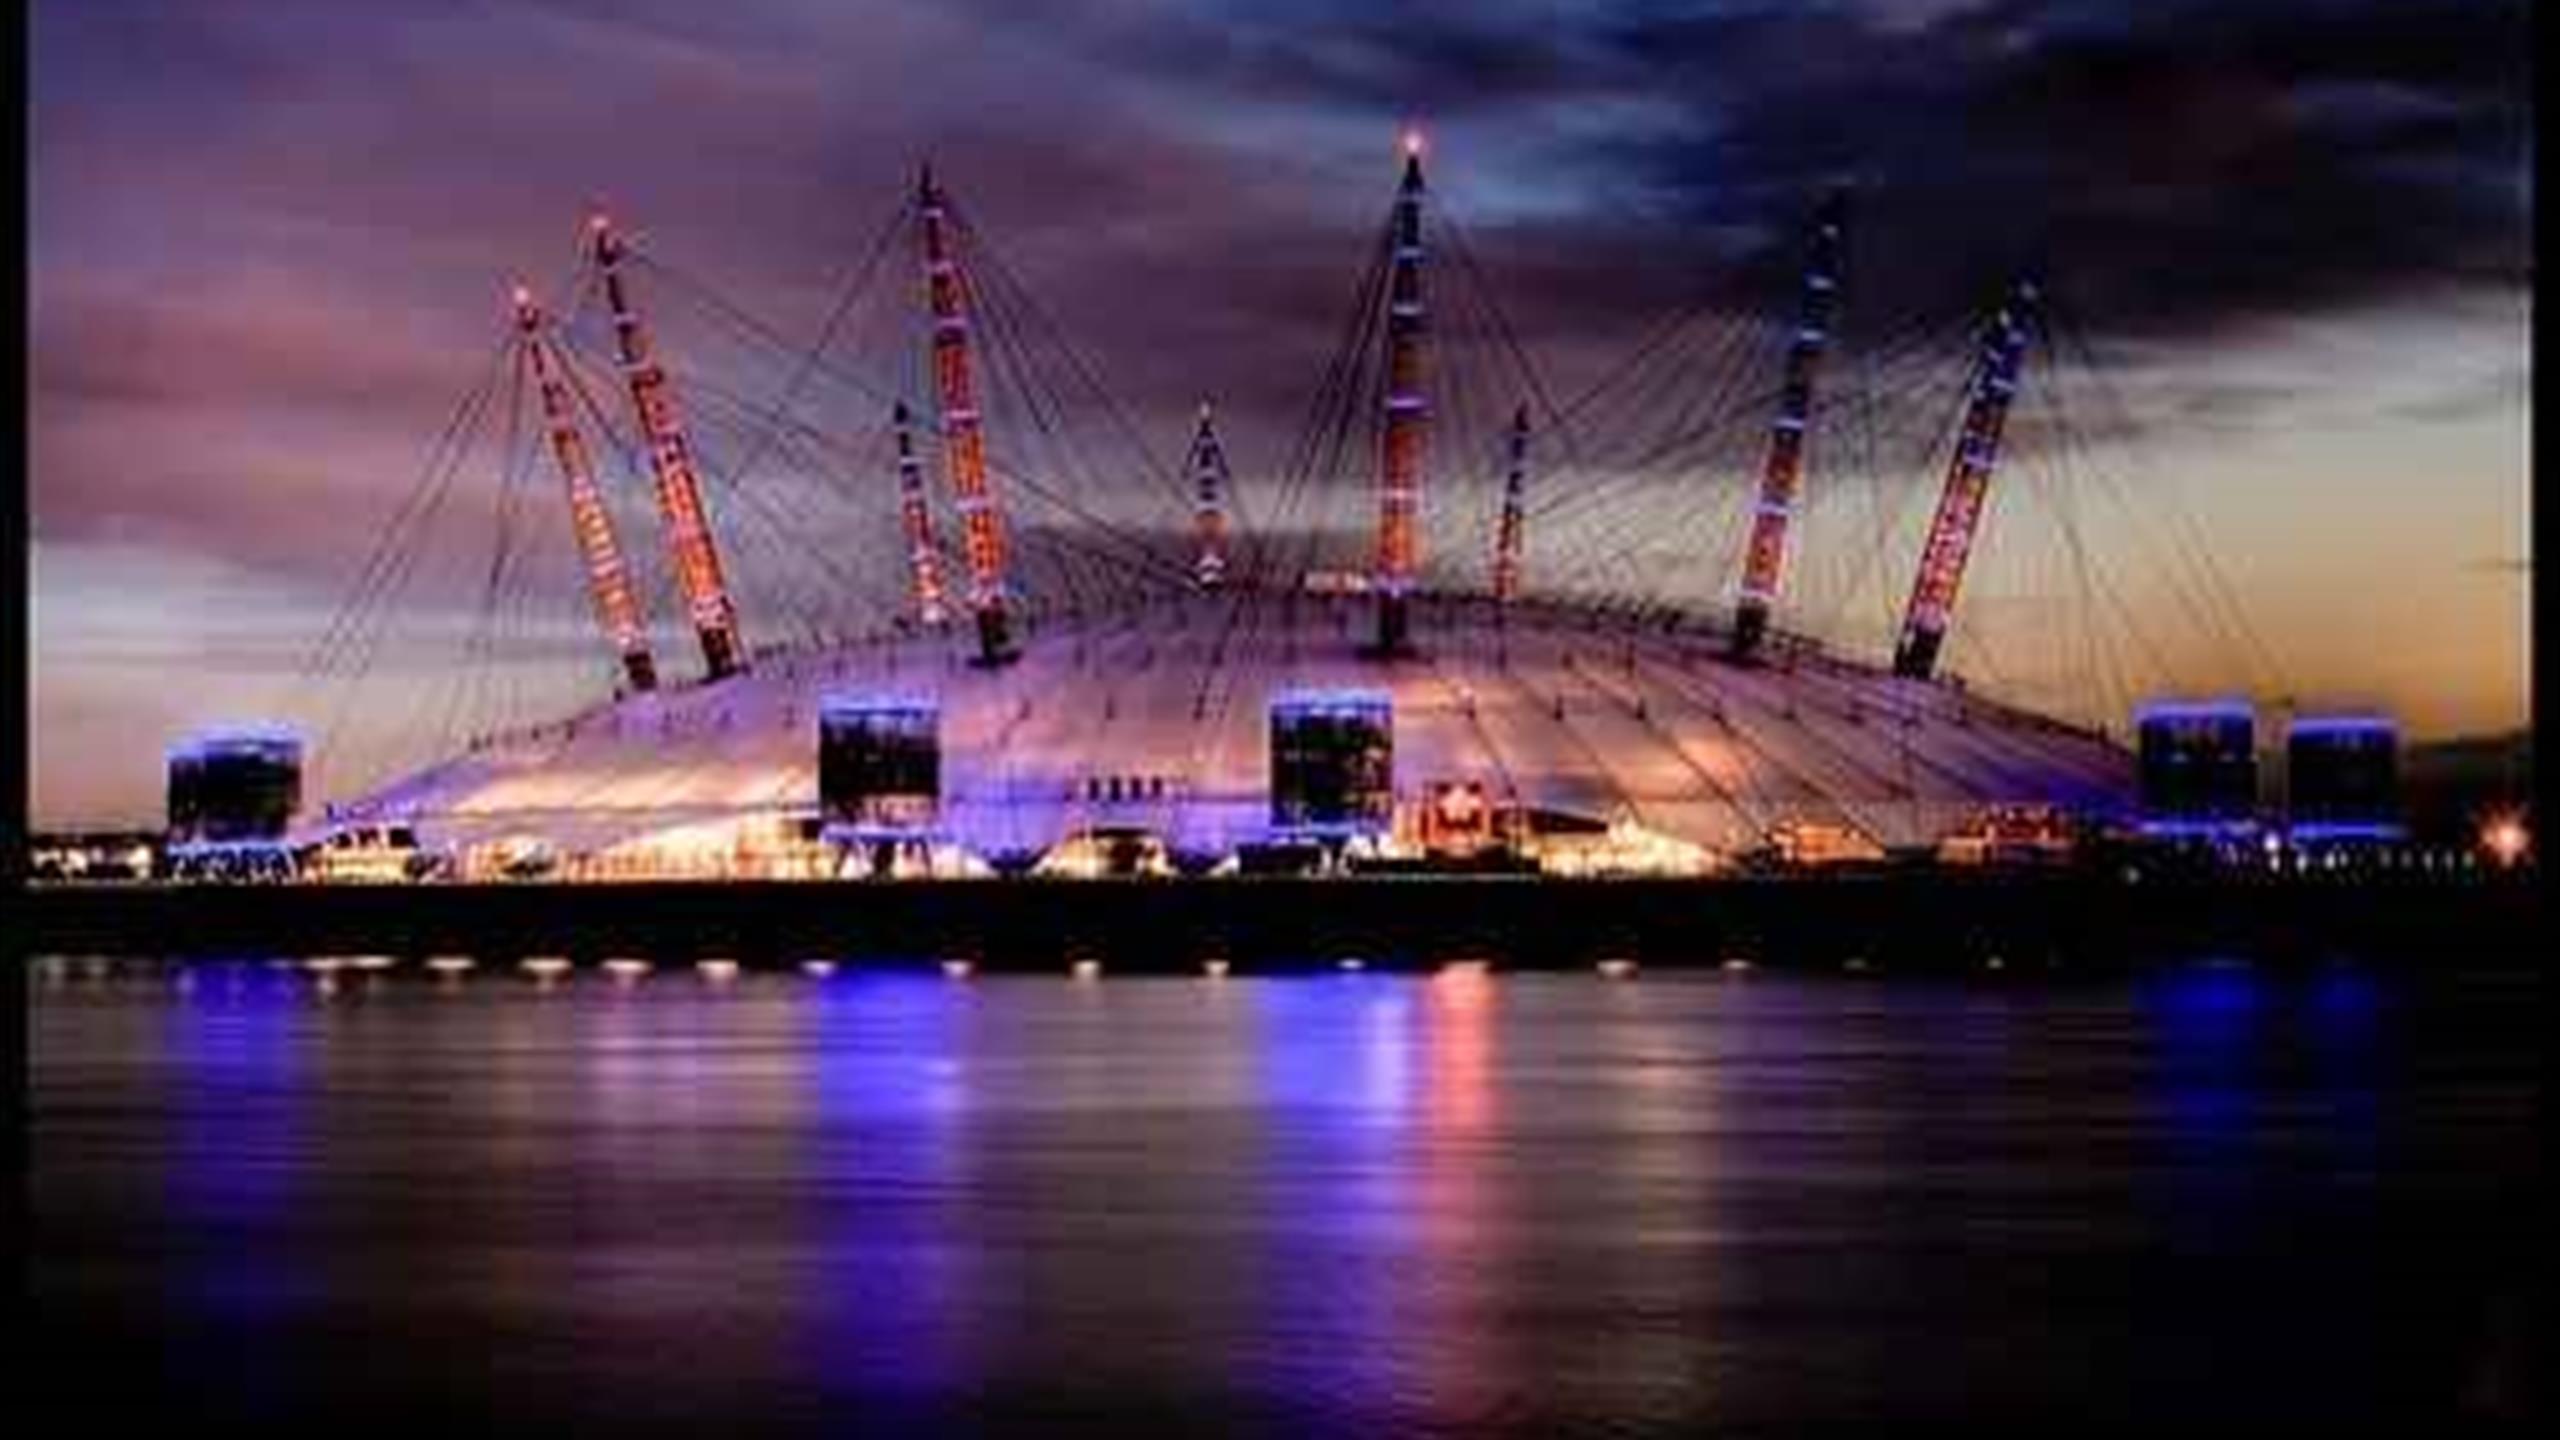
[239,150,2177,882]
[338,586,2129,879]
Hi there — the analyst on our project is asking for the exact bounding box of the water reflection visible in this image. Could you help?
[24,958,2541,1429]
[800,974,984,1400]
[157,966,311,1413]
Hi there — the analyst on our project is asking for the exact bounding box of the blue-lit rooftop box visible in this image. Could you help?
[2286,714,2404,843]
[2134,699,2257,838]
[1270,690,1394,837]
[818,696,940,840]
[166,727,303,847]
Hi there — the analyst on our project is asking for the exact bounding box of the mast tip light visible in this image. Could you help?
[1402,129,1426,158]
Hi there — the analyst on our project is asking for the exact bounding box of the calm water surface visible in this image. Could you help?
[27,958,2544,1431]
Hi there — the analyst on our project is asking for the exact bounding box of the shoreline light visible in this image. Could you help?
[2481,812,2530,868]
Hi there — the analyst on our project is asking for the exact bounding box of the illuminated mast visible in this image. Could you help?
[1491,402,1529,605]
[890,400,950,627]
[1892,278,2039,680]
[1731,192,1847,661]
[917,165,1019,666]
[1188,401,1231,589]
[1371,131,1430,656]
[514,287,658,693]
[589,213,746,681]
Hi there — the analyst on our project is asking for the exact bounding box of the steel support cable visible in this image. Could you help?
[1763,380,1873,646]
[657,370,922,623]
[292,333,514,692]
[1433,216,1570,489]
[694,386,972,630]
[680,382,910,580]
[2019,339,2243,699]
[1537,283,1748,471]
[1434,244,1579,605]
[962,287,1115,612]
[1790,322,1984,649]
[437,343,534,760]
[624,251,916,429]
[1802,333,1990,665]
[1550,282,1954,541]
[474,403,581,757]
[587,362,840,653]
[963,279,1154,611]
[2020,379,2179,724]
[950,255,1114,582]
[1425,267,1496,592]
[1261,207,1397,593]
[1203,200,1395,706]
[492,489,601,746]
[1533,337,1783,622]
[1648,302,1966,627]
[567,328,940,649]
[674,397,872,650]
[2040,301,2252,665]
[553,337,693,664]
[959,259,1168,609]
[546,333,845,657]
[944,198,1192,517]
[1841,289,1906,641]
[1524,312,1764,531]
[575,277,1199,607]
[2046,299,2290,695]
[660,198,916,515]
[306,342,514,787]
[1627,330,1786,617]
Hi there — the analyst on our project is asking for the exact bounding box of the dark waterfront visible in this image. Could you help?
[26,956,2544,1432]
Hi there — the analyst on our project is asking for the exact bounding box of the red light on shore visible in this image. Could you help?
[2480,812,2530,867]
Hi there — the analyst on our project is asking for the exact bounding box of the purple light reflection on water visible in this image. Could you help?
[796,973,986,1402]
[26,959,2545,1429]
[156,964,315,1418]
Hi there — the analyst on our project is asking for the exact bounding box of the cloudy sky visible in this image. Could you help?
[29,0,2531,824]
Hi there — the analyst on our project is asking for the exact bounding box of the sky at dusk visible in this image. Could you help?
[28,0,2532,825]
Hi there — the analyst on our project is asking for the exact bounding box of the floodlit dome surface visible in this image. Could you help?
[345,590,2134,863]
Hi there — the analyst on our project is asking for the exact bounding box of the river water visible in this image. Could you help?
[25,957,2544,1431]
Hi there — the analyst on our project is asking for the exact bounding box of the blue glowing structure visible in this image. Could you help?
[819,696,941,841]
[1271,691,1394,837]
[2285,715,2402,844]
[166,729,302,870]
[2135,699,2256,838]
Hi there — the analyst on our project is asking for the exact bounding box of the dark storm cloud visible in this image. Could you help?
[1104,0,2534,340]
[28,0,2531,585]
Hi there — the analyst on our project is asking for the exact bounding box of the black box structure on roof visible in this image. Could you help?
[2286,715,2403,840]
[166,730,302,845]
[2136,700,2256,836]
[1270,691,1394,836]
[819,697,941,838]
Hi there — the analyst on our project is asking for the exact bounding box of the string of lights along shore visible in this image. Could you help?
[129,129,2488,885]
